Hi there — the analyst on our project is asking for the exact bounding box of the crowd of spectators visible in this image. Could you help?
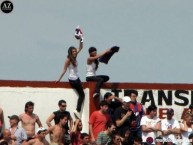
[0,89,193,145]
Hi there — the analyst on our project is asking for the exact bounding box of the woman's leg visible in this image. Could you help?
[86,75,109,94]
[69,78,85,112]
[97,75,109,82]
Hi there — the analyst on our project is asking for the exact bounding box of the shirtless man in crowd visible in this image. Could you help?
[24,128,49,145]
[19,101,42,140]
[46,114,68,145]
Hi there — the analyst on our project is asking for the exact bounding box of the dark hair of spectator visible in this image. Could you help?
[110,132,120,141]
[147,105,157,114]
[99,100,109,107]
[88,47,99,70]
[24,101,34,112]
[58,100,66,106]
[126,89,138,96]
[81,133,89,139]
[106,122,115,128]
[59,114,68,120]
[104,92,113,99]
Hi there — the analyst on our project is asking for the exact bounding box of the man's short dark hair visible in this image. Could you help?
[81,133,89,139]
[126,89,138,96]
[58,100,66,106]
[99,100,109,107]
[59,114,68,120]
[25,101,34,112]
[104,92,113,99]
[88,47,97,54]
[106,122,115,128]
[147,105,157,113]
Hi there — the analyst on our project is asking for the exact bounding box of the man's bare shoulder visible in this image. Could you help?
[47,125,55,133]
[19,113,25,119]
[31,113,39,118]
[19,113,39,118]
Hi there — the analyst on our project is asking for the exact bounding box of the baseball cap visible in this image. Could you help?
[167,108,174,114]
[122,96,131,103]
[8,115,19,122]
[36,127,47,134]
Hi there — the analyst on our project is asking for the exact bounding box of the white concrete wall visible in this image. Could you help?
[0,87,89,133]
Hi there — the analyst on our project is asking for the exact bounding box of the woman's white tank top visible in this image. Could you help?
[86,62,96,77]
[68,62,79,80]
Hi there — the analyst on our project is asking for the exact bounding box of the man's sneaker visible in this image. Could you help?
[74,110,81,119]
[93,93,100,98]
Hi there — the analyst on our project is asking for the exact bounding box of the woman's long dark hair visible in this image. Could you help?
[68,46,77,66]
[94,59,99,70]
[89,47,98,70]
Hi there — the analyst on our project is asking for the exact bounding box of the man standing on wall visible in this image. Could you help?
[19,101,42,140]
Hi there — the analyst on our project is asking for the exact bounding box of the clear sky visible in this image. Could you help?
[1,0,193,83]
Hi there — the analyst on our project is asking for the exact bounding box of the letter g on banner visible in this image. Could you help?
[1,0,13,13]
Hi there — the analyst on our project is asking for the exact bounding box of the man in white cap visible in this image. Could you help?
[114,96,135,137]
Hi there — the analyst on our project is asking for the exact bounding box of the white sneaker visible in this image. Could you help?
[74,110,81,119]
[93,93,100,98]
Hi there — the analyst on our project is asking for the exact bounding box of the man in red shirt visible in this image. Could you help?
[89,101,111,144]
